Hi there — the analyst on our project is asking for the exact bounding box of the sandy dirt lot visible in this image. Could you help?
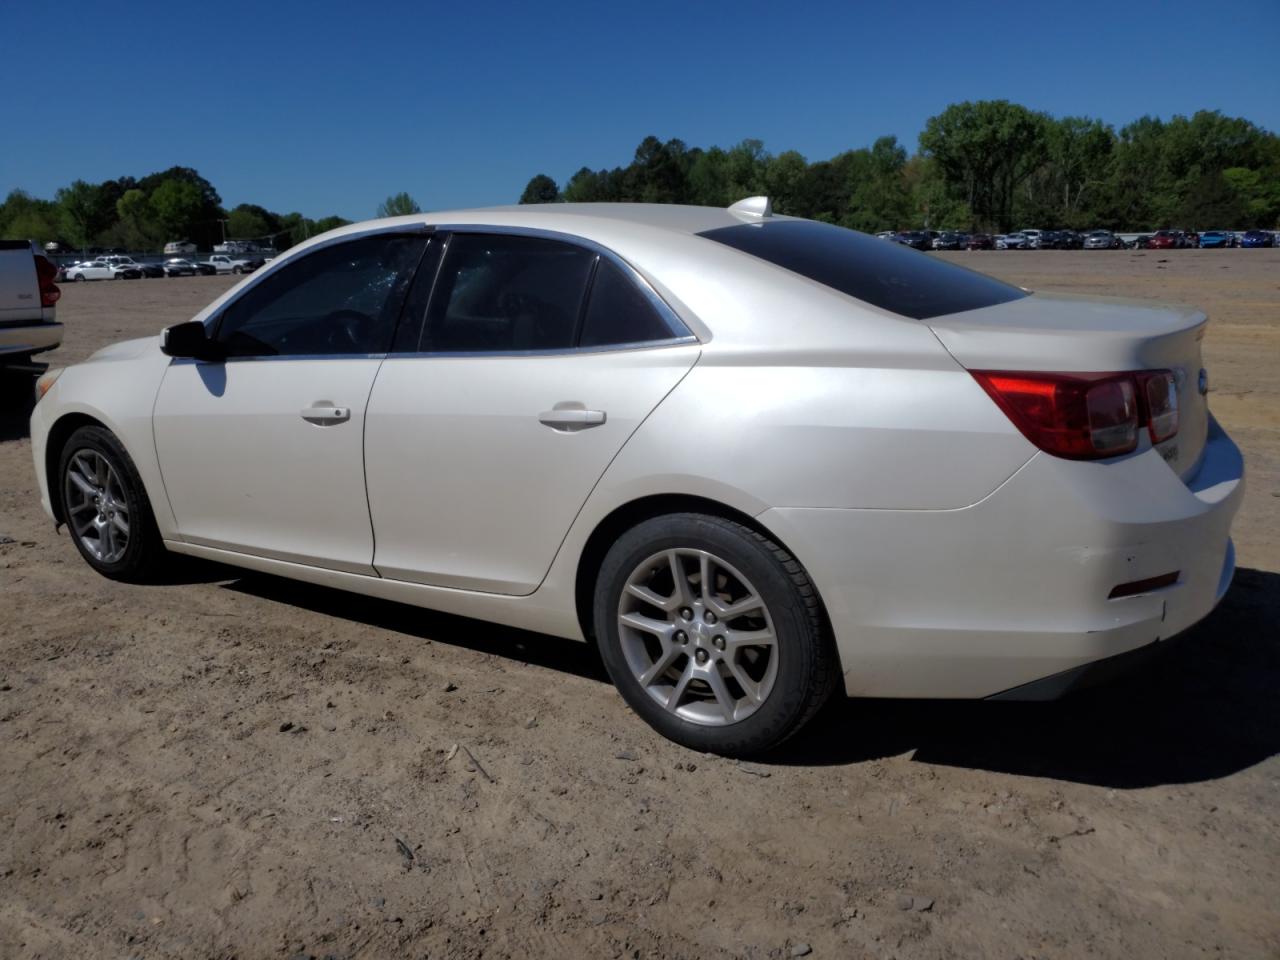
[1,252,1277,960]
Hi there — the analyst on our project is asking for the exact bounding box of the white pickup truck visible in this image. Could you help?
[0,240,62,370]
[203,254,257,275]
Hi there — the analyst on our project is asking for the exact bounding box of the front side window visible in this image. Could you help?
[419,234,595,352]
[215,234,427,357]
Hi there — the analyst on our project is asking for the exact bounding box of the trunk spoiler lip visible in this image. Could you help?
[925,290,1206,340]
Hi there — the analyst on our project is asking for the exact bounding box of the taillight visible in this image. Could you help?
[973,369,1180,460]
[1138,370,1178,443]
[34,254,60,307]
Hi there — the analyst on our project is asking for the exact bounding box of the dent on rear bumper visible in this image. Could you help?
[760,419,1244,699]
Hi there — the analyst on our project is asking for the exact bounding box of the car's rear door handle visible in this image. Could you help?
[538,407,606,431]
[300,405,350,424]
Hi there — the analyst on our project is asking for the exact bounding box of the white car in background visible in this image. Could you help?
[28,200,1243,755]
[68,260,117,281]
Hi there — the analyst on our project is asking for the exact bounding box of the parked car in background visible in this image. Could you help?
[0,240,61,370]
[1083,230,1116,250]
[137,262,166,278]
[1240,230,1274,248]
[162,258,200,277]
[965,233,994,250]
[111,264,143,280]
[68,260,117,281]
[1197,230,1233,249]
[1019,229,1045,249]
[27,200,1243,755]
[1148,230,1184,250]
[1182,230,1200,248]
[163,240,197,256]
[205,254,258,275]
[1057,231,1083,250]
[894,231,932,250]
[193,261,218,276]
[996,232,1027,250]
[874,231,896,241]
[932,232,966,251]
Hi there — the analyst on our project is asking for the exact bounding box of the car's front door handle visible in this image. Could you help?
[300,405,350,424]
[538,407,607,431]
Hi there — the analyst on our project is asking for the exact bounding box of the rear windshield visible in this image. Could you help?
[698,219,1027,320]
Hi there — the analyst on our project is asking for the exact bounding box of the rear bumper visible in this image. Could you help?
[0,321,63,359]
[760,416,1244,699]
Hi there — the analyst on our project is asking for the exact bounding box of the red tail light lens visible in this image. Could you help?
[972,371,1145,460]
[1138,370,1178,443]
[34,254,61,307]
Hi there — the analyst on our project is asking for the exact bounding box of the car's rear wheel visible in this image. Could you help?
[594,513,837,756]
[58,425,165,582]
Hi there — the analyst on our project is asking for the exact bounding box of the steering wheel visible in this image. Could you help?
[323,309,376,353]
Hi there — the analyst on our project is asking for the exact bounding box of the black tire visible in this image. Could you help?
[232,266,243,275]
[593,513,838,757]
[57,425,166,582]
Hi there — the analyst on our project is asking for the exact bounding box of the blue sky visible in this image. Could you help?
[3,0,1277,220]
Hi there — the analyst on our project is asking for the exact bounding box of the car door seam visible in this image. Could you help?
[527,346,705,595]
[363,354,391,579]
[150,360,187,542]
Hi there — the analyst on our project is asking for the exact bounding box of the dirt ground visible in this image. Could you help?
[1,252,1277,960]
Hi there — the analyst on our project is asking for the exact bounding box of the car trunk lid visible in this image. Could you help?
[928,292,1210,479]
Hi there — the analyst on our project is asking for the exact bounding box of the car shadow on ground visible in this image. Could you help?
[219,566,1279,789]
[777,567,1280,788]
[222,574,612,684]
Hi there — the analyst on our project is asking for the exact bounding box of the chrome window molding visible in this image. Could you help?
[385,334,699,360]
[169,354,388,366]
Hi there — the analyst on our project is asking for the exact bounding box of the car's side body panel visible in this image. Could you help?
[30,337,180,537]
[365,344,701,594]
[152,357,385,574]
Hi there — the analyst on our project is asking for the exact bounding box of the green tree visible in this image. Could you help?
[519,174,560,204]
[919,100,1049,230]
[0,189,60,244]
[226,203,271,240]
[115,189,159,249]
[149,179,205,240]
[377,192,421,217]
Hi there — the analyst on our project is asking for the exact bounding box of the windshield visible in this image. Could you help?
[699,219,1028,320]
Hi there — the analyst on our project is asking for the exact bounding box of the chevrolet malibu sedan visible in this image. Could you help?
[29,200,1244,755]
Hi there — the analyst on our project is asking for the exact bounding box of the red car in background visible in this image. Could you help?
[1147,230,1185,249]
[964,233,995,250]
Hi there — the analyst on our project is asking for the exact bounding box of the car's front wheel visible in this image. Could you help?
[594,513,837,757]
[58,425,165,582]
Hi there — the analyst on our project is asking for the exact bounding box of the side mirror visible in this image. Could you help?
[160,320,223,360]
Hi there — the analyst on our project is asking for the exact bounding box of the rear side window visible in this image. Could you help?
[422,234,595,352]
[215,234,426,357]
[579,258,676,347]
[698,219,1027,320]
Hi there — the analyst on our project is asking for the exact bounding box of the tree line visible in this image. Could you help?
[519,101,1280,233]
[0,166,356,253]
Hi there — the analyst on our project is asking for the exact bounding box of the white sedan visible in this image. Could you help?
[28,200,1244,754]
[67,260,117,281]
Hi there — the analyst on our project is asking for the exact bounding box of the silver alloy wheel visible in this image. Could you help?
[617,548,779,726]
[63,449,130,564]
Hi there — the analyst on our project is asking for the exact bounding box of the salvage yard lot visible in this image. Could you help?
[1,251,1277,959]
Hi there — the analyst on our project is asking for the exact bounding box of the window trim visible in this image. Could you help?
[194,222,699,363]
[388,224,697,358]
